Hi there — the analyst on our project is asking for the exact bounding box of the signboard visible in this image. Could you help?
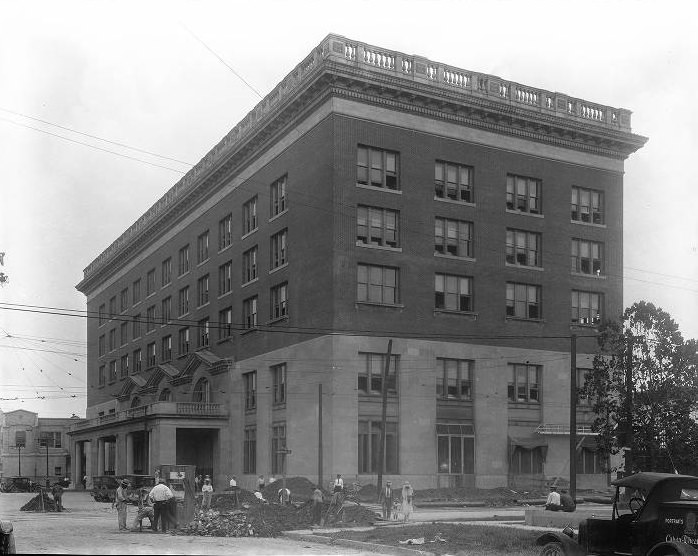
[169,471,186,480]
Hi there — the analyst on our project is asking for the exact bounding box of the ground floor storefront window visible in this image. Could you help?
[437,423,474,474]
[358,420,398,474]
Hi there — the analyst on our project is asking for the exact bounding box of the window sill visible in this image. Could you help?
[272,402,287,410]
[178,271,190,279]
[434,196,475,207]
[571,219,606,229]
[240,327,259,336]
[218,243,233,255]
[356,183,402,195]
[242,278,259,288]
[356,301,405,309]
[570,272,606,280]
[505,316,545,324]
[434,309,478,319]
[197,302,211,310]
[216,337,233,344]
[505,262,544,272]
[508,401,540,408]
[161,283,171,290]
[177,352,190,360]
[241,228,258,241]
[218,291,233,300]
[570,323,601,330]
[266,316,289,326]
[356,242,402,253]
[269,209,288,223]
[270,262,288,275]
[434,253,475,263]
[194,346,210,352]
[245,408,257,415]
[506,209,544,219]
[196,259,209,268]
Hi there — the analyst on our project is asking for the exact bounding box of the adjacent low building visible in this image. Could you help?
[69,34,646,491]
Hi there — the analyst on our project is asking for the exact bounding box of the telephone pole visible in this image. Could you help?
[376,339,392,499]
[569,334,577,501]
[624,335,635,475]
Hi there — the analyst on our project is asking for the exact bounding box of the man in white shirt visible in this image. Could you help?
[545,486,562,511]
[332,474,344,504]
[148,478,174,532]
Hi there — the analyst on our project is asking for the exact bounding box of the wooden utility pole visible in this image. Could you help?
[376,340,392,500]
[624,335,634,474]
[318,383,323,489]
[569,334,577,501]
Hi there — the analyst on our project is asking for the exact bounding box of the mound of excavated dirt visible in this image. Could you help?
[261,476,321,502]
[20,492,59,512]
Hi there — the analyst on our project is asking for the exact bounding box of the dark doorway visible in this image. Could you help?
[176,428,217,482]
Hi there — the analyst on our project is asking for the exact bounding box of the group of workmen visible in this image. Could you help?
[544,485,577,512]
[113,477,178,532]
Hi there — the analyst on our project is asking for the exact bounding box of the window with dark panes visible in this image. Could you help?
[436,424,475,474]
[357,264,398,305]
[146,269,156,296]
[132,279,141,305]
[146,305,156,332]
[571,238,603,275]
[435,274,473,312]
[510,446,544,474]
[161,296,171,324]
[571,290,602,325]
[242,246,258,283]
[197,275,209,307]
[133,349,142,374]
[99,365,106,386]
[270,282,288,319]
[120,354,129,378]
[192,377,210,403]
[357,145,399,190]
[506,229,542,267]
[270,229,287,269]
[120,322,128,346]
[178,245,190,276]
[197,230,209,264]
[219,261,232,295]
[198,318,209,348]
[244,427,256,474]
[244,371,257,410]
[357,206,399,247]
[161,335,172,362]
[434,161,474,203]
[178,287,189,316]
[108,296,117,319]
[15,430,26,447]
[178,328,190,356]
[132,314,141,339]
[109,328,116,351]
[219,213,233,250]
[508,363,540,403]
[506,282,541,319]
[358,420,398,474]
[109,360,117,382]
[146,343,156,368]
[120,288,129,312]
[506,174,541,214]
[572,186,604,224]
[243,296,258,329]
[358,352,398,396]
[98,334,105,356]
[161,258,172,286]
[436,359,472,400]
[271,363,286,404]
[219,307,233,340]
[435,218,472,257]
[270,175,287,217]
[243,197,258,235]
[271,423,286,475]
[99,304,106,325]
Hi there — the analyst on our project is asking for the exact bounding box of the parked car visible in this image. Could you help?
[0,477,40,493]
[536,472,698,555]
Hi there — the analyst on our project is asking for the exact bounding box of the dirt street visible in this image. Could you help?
[0,491,363,555]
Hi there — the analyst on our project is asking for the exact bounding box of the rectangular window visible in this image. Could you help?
[109,360,117,382]
[39,432,62,449]
[572,186,604,224]
[120,288,128,313]
[197,230,209,264]
[244,371,257,410]
[435,218,473,258]
[243,196,258,235]
[271,423,287,475]
[436,423,475,474]
[358,352,398,395]
[571,239,604,275]
[506,174,542,214]
[270,175,287,217]
[506,282,541,320]
[178,287,189,317]
[146,269,156,297]
[98,365,106,386]
[161,258,172,287]
[511,446,544,474]
[435,274,473,312]
[15,431,26,447]
[109,328,116,351]
[132,314,141,339]
[120,354,129,378]
[161,296,171,324]
[243,296,258,329]
[357,206,399,248]
[146,343,156,368]
[161,335,172,362]
[434,161,474,203]
[120,322,128,346]
[357,264,398,305]
[271,363,286,404]
[219,261,232,296]
[132,279,141,305]
[577,448,603,474]
[270,282,288,320]
[244,427,256,474]
[178,245,190,276]
[198,318,209,348]
[219,213,233,251]
[146,305,156,332]
[133,349,142,374]
[242,246,258,283]
[109,296,117,319]
[506,229,542,267]
[357,145,399,190]
[571,290,603,325]
[270,229,288,269]
[197,275,210,307]
[219,307,232,340]
[508,363,540,403]
[178,327,190,356]
[436,359,473,400]
[358,420,398,474]
[98,335,105,357]
[54,466,62,476]
[99,304,106,326]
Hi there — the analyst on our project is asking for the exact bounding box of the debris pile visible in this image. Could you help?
[261,476,319,501]
[20,492,59,512]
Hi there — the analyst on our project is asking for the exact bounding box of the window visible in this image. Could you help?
[243,296,258,329]
[244,371,257,410]
[577,368,592,406]
[357,206,399,248]
[219,261,232,296]
[437,423,475,474]
[577,448,603,474]
[435,161,473,203]
[146,305,156,332]
[358,352,398,395]
[178,245,190,276]
[219,213,233,250]
[506,282,541,319]
[243,196,258,235]
[271,363,286,404]
[146,343,156,368]
[15,431,27,448]
[244,427,256,474]
[272,423,287,475]
[357,145,399,190]
[98,335,105,357]
[192,377,210,403]
[109,296,117,319]
[98,365,106,386]
[178,287,189,316]
[161,258,172,287]
[270,229,288,269]
[120,322,128,346]
[54,466,62,476]
[146,269,156,297]
[132,279,141,305]
[197,275,209,307]
[357,264,399,305]
[198,318,210,348]
[109,360,117,382]
[120,288,128,313]
[132,314,141,339]
[435,274,473,312]
[435,218,473,258]
[270,283,288,320]
[571,290,602,325]
[358,420,398,474]
[120,355,129,378]
[506,229,542,267]
[270,175,287,217]
[508,363,540,403]
[436,359,472,400]
[109,328,116,351]
[133,349,142,374]
[161,335,172,362]
[571,239,603,275]
[39,432,62,449]
[197,231,209,264]
[242,246,258,283]
[161,297,171,324]
[159,388,172,402]
[572,186,604,224]
[506,174,541,214]
[511,447,544,474]
[178,328,190,356]
[98,304,106,325]
[219,307,233,340]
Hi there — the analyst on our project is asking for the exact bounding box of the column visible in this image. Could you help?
[114,434,121,475]
[75,442,83,488]
[85,440,93,489]
[126,433,134,474]
[97,438,105,476]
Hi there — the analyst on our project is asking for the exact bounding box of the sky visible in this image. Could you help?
[0,0,696,418]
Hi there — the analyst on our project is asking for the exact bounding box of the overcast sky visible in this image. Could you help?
[1,0,696,418]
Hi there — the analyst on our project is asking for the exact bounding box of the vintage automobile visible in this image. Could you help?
[0,477,40,493]
[537,472,698,555]
[91,475,155,503]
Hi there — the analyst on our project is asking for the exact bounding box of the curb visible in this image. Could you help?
[284,530,435,556]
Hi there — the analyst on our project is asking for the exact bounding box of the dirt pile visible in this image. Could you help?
[20,492,59,512]
[261,476,320,502]
[211,489,261,509]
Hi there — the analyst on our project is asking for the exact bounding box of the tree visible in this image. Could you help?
[582,301,698,475]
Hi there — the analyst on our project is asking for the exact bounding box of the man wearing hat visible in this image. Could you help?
[148,478,174,532]
[113,479,130,531]
[379,480,393,520]
[201,476,213,510]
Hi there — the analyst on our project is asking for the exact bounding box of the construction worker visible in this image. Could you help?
[201,476,213,510]
[51,483,64,512]
[113,479,130,531]
[148,478,174,532]
[379,480,393,519]
[331,474,344,504]
[277,487,291,505]
[312,486,323,525]
[132,488,155,531]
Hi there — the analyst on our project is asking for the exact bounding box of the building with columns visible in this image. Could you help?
[69,34,646,491]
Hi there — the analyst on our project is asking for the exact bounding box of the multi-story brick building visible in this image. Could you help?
[69,34,646,491]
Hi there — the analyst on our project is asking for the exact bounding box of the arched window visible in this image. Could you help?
[131,396,141,408]
[159,388,172,402]
[192,378,210,403]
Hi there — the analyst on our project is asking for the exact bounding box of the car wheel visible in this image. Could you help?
[539,541,566,556]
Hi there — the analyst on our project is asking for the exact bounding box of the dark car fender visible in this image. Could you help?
[536,532,586,556]
[647,541,698,556]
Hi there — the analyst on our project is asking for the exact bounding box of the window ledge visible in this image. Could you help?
[241,228,258,241]
[356,242,402,253]
[197,302,211,310]
[272,402,287,410]
[505,262,544,272]
[571,272,606,280]
[505,316,545,324]
[434,309,478,319]
[242,278,259,288]
[570,323,601,330]
[571,219,606,228]
[356,183,402,195]
[218,244,233,255]
[508,401,540,408]
[270,262,288,275]
[216,337,233,345]
[434,196,475,207]
[434,253,475,263]
[269,209,288,223]
[356,301,405,309]
[245,408,257,415]
[161,283,171,290]
[218,291,233,300]
[506,209,544,219]
[240,327,259,336]
[178,271,190,279]
[266,316,289,326]
[177,353,190,359]
[196,259,209,268]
